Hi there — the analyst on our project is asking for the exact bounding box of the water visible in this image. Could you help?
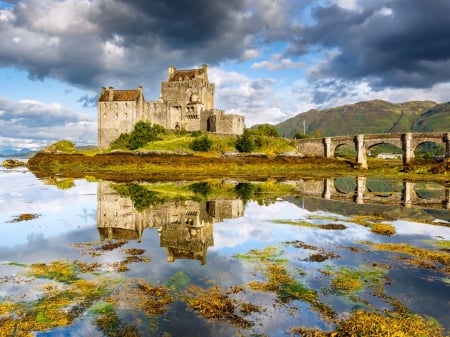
[1,163,449,336]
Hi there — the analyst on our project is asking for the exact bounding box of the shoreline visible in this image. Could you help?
[25,151,449,183]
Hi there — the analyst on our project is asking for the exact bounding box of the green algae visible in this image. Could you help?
[234,245,289,264]
[291,310,446,337]
[7,213,40,223]
[370,242,450,274]
[28,261,80,284]
[326,265,388,296]
[235,245,335,319]
[272,219,347,230]
[185,285,257,328]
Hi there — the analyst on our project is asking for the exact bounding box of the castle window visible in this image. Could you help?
[103,113,107,118]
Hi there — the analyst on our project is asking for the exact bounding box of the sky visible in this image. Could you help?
[0,0,450,151]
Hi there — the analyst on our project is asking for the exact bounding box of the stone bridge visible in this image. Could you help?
[295,132,450,168]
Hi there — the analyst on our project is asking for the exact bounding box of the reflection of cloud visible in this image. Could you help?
[0,171,97,246]
[212,201,376,252]
[392,220,450,238]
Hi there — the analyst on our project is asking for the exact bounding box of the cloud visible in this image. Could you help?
[0,0,449,132]
[209,67,289,126]
[251,54,306,71]
[287,0,450,89]
[0,97,96,149]
[0,0,290,94]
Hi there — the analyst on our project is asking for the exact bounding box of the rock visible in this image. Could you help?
[2,159,26,168]
[222,150,240,157]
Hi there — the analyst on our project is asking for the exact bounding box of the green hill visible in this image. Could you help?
[411,102,450,132]
[267,100,447,138]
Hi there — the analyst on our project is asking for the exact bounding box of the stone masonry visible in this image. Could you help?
[98,64,245,149]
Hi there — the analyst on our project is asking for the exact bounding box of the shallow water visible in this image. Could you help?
[0,164,449,336]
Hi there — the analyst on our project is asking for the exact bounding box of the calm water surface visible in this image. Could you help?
[0,163,449,336]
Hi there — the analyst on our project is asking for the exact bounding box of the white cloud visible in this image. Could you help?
[241,48,261,61]
[209,67,290,125]
[252,54,306,71]
[329,0,361,11]
[0,97,96,151]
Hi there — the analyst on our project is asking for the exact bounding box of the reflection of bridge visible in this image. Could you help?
[97,182,244,265]
[294,178,450,209]
[295,132,450,168]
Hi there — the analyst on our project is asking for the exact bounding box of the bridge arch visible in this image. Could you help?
[366,142,402,159]
[412,140,445,159]
[333,177,356,194]
[333,143,356,158]
[294,132,450,168]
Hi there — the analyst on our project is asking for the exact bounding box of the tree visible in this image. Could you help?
[254,124,279,137]
[190,135,212,151]
[235,129,255,153]
[128,121,163,150]
[293,132,310,139]
[110,121,165,150]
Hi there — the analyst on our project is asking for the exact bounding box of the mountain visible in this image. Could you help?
[0,148,37,158]
[269,100,448,138]
[411,102,450,132]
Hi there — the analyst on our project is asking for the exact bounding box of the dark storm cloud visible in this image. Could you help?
[0,0,286,93]
[288,0,450,89]
[78,94,98,108]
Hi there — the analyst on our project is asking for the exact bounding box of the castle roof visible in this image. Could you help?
[98,89,141,102]
[169,68,205,82]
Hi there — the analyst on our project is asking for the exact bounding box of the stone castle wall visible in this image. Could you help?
[98,64,244,149]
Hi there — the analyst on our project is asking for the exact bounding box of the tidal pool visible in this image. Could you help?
[0,164,449,336]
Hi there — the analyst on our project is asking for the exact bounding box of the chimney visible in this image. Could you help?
[202,64,208,81]
[100,87,106,101]
[168,66,176,80]
[108,87,114,101]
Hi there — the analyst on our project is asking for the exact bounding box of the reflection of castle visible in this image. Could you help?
[97,182,244,265]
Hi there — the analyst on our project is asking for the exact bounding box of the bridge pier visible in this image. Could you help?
[402,133,414,165]
[443,187,450,209]
[402,181,414,208]
[355,135,368,169]
[324,137,332,158]
[353,176,366,204]
[444,133,450,159]
[323,178,333,199]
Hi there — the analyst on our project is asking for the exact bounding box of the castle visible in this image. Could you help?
[97,64,245,149]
